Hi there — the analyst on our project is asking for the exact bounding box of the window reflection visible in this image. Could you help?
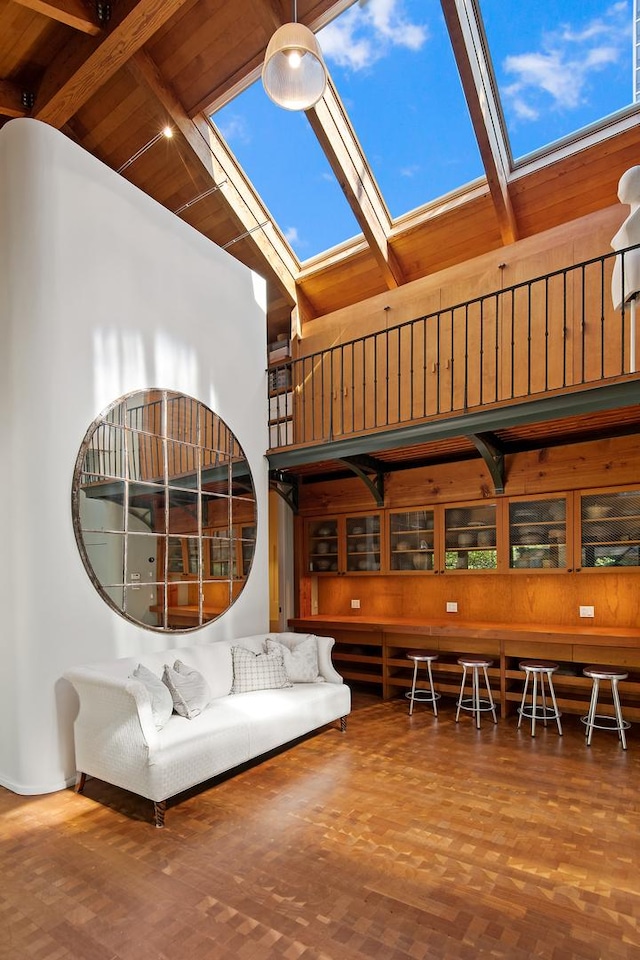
[72,390,257,631]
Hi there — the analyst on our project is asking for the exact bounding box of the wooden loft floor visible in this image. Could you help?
[2,691,639,959]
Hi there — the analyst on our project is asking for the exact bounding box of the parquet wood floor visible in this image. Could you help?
[1,691,639,960]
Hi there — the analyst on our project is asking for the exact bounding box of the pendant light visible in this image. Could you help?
[262,0,327,111]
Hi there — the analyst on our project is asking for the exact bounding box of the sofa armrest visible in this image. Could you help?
[314,635,344,684]
[64,667,160,768]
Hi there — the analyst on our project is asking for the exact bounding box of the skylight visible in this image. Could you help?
[213,82,361,262]
[480,0,635,162]
[319,0,484,217]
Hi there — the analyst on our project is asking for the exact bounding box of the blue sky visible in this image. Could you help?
[214,0,635,261]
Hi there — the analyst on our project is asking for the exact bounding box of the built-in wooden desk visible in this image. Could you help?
[149,605,224,627]
[289,615,640,720]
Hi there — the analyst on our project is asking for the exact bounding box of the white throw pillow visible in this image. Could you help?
[231,645,292,694]
[265,637,322,683]
[162,660,211,719]
[130,663,174,730]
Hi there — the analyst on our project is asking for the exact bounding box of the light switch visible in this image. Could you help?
[446,601,458,613]
[579,605,595,618]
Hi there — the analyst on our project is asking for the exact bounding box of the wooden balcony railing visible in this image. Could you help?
[268,245,640,450]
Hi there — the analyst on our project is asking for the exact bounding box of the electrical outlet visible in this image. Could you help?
[579,605,595,618]
[351,599,360,609]
[446,601,458,613]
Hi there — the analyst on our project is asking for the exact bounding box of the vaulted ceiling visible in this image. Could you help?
[2,0,639,344]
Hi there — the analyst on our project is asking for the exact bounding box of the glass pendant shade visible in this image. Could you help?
[262,22,327,111]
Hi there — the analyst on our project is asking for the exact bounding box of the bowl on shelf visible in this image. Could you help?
[316,525,333,537]
[412,552,431,570]
[518,528,542,545]
[396,540,411,551]
[351,525,364,535]
[316,541,330,554]
[458,532,475,546]
[585,504,611,519]
[314,559,331,571]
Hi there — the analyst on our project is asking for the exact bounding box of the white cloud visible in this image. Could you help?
[319,0,428,72]
[284,226,300,246]
[216,113,251,145]
[500,2,630,121]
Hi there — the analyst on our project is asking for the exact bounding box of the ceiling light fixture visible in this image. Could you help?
[262,0,327,111]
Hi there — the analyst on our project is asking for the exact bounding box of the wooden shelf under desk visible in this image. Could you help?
[289,615,640,715]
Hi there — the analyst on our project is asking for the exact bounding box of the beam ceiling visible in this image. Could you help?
[0,0,637,341]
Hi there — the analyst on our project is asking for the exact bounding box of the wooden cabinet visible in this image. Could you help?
[388,509,435,571]
[301,488,640,578]
[443,502,497,572]
[506,495,569,571]
[305,513,382,574]
[577,488,640,570]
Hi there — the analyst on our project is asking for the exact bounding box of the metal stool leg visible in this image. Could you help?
[585,677,600,745]
[455,666,468,722]
[482,665,497,724]
[531,671,538,736]
[427,658,438,717]
[611,678,628,750]
[547,674,563,735]
[409,658,419,716]
[518,670,530,730]
[472,667,480,728]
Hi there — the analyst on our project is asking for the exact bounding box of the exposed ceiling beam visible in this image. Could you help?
[441,0,518,245]
[33,0,192,127]
[0,80,30,119]
[12,0,101,35]
[127,50,312,318]
[307,76,404,290]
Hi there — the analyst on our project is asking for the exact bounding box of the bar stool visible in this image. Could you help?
[405,651,440,716]
[455,655,497,728]
[582,665,630,750]
[517,660,563,737]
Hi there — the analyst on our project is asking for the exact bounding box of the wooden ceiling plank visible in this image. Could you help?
[33,0,193,127]
[0,79,28,118]
[307,77,404,290]
[440,0,518,246]
[127,50,306,314]
[12,0,101,35]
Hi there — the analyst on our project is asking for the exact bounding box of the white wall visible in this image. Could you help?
[0,119,270,794]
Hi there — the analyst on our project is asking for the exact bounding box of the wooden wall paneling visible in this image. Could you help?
[505,435,640,496]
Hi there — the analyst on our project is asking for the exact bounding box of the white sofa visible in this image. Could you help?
[64,632,350,826]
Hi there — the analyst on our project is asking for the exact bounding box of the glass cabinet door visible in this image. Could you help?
[346,514,381,572]
[580,491,640,568]
[307,518,339,573]
[389,509,435,571]
[509,497,567,570]
[444,503,496,570]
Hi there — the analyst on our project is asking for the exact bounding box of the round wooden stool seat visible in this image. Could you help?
[405,651,440,717]
[582,665,630,749]
[517,660,562,737]
[455,655,497,728]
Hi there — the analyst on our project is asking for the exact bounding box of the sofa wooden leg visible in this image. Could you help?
[154,801,166,828]
[75,772,87,793]
[340,716,347,732]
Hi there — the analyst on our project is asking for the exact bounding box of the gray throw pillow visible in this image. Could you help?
[162,660,211,719]
[130,663,174,730]
[265,637,322,683]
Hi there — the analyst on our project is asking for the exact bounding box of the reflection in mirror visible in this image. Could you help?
[72,389,257,631]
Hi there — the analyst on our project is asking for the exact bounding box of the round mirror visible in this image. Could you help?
[72,389,257,631]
